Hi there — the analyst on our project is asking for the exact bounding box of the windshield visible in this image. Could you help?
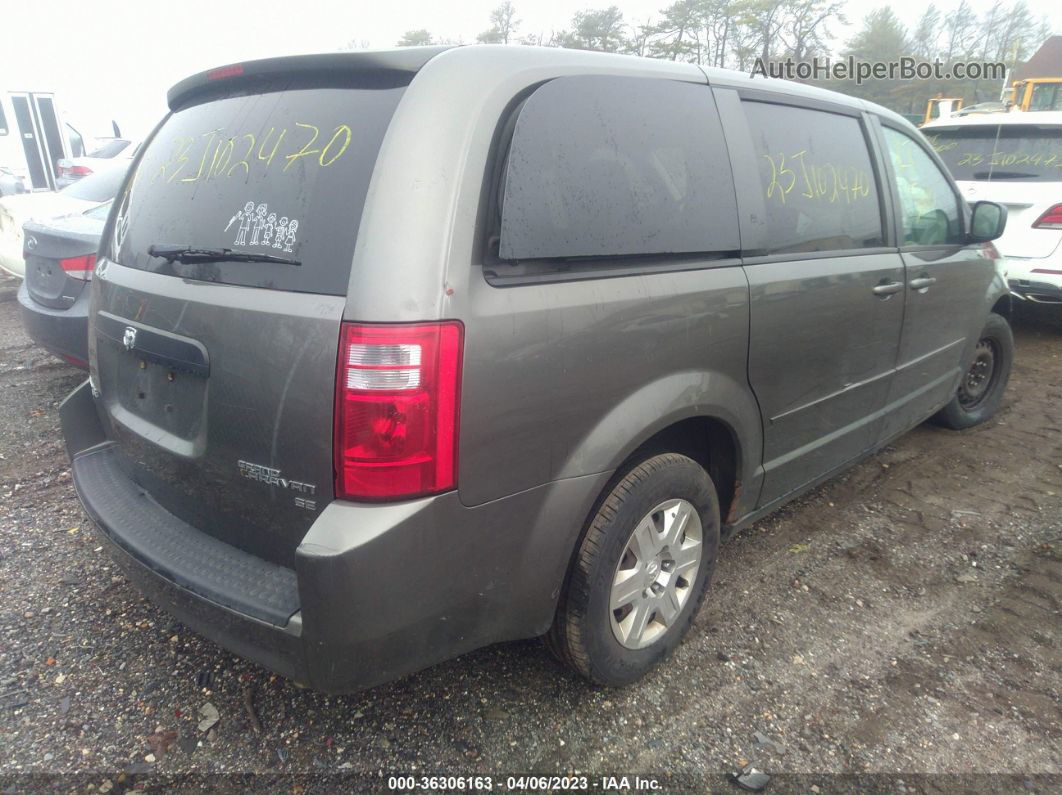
[110,78,405,295]
[87,139,131,158]
[59,164,130,201]
[925,125,1062,182]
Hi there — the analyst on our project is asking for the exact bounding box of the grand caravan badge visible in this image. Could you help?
[237,460,318,511]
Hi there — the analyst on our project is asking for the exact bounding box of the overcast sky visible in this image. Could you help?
[4,0,1057,141]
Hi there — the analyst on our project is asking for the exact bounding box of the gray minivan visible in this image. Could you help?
[60,46,1012,693]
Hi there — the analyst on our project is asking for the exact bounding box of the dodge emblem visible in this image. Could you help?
[122,326,138,351]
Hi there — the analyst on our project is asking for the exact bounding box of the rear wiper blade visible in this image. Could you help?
[970,170,1037,180]
[147,244,301,267]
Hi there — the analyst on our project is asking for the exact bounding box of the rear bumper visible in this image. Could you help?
[1008,277,1062,304]
[1004,254,1062,304]
[18,280,89,368]
[60,380,605,692]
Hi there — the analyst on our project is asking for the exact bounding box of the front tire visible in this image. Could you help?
[547,453,720,686]
[932,312,1014,430]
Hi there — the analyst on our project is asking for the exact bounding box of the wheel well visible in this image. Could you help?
[991,294,1012,320]
[621,417,740,527]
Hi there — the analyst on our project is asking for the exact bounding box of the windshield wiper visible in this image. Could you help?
[147,244,301,267]
[971,170,1037,180]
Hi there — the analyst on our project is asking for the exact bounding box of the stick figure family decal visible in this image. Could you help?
[224,202,299,252]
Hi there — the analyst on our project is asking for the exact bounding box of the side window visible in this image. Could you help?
[743,101,884,254]
[498,76,739,260]
[0,101,7,135]
[883,127,964,246]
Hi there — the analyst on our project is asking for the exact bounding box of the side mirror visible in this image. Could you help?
[968,201,1007,243]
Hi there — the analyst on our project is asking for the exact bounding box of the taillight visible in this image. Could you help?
[61,165,93,177]
[334,322,463,501]
[59,253,96,281]
[981,241,1001,261]
[207,64,244,80]
[1032,203,1062,229]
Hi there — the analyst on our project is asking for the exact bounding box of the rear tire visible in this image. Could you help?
[546,453,720,686]
[932,312,1013,430]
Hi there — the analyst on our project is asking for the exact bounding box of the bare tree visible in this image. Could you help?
[779,0,847,61]
[625,17,657,57]
[478,2,521,45]
[737,0,790,63]
[942,0,977,63]
[338,38,371,51]
[911,4,941,59]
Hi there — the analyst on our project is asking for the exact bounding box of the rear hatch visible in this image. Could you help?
[925,123,1062,258]
[91,65,409,566]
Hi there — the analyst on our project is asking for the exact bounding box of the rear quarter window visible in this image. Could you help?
[742,101,885,254]
[498,76,740,260]
[110,79,405,295]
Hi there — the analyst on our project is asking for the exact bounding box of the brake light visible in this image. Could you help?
[334,322,463,501]
[59,253,96,281]
[981,241,1001,261]
[207,64,244,81]
[60,165,93,177]
[1032,203,1062,229]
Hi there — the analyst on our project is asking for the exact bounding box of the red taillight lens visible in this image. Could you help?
[59,253,96,281]
[207,64,244,80]
[1032,203,1062,229]
[334,322,463,501]
[67,165,93,176]
[981,241,1001,261]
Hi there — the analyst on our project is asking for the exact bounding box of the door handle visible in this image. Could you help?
[872,281,903,297]
[910,276,937,291]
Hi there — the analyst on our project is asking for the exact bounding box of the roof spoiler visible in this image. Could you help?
[166,46,453,111]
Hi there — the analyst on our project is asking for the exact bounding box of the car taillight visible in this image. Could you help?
[334,321,463,501]
[61,165,93,177]
[60,253,96,281]
[982,241,1001,261]
[1032,203,1062,229]
[207,64,244,80]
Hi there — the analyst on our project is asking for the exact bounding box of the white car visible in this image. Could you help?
[55,138,137,189]
[0,164,127,278]
[923,111,1062,306]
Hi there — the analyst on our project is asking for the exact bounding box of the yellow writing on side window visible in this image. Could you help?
[762,151,871,205]
[955,151,1062,168]
[149,122,354,186]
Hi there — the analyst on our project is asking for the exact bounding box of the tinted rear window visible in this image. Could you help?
[925,125,1062,181]
[60,164,129,202]
[743,101,884,254]
[499,76,740,260]
[111,80,405,295]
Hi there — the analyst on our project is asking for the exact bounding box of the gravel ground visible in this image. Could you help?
[0,276,1059,793]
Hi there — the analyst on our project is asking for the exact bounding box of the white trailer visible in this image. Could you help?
[0,90,89,194]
